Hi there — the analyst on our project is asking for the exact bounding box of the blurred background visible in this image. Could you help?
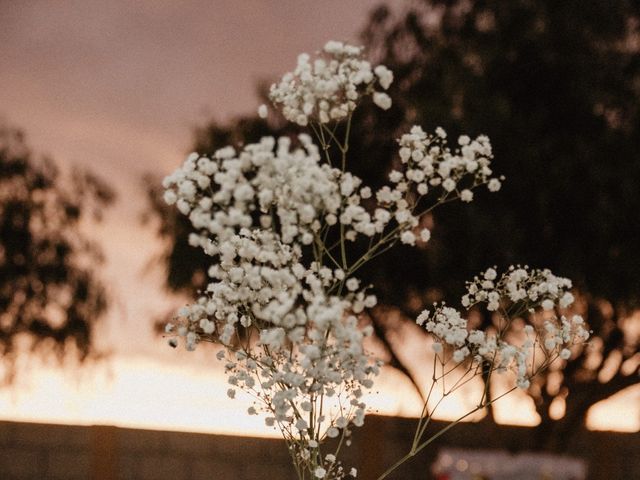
[0,0,639,479]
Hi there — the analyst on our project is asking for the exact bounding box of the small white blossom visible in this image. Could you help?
[488,178,502,192]
[374,65,394,89]
[373,92,392,110]
[400,230,416,245]
[417,266,590,389]
[163,190,177,205]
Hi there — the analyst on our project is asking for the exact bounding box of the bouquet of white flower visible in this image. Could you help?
[162,41,590,480]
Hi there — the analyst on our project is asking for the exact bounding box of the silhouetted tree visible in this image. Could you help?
[360,0,640,449]
[147,0,640,449]
[0,124,114,379]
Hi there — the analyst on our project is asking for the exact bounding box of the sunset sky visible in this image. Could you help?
[0,0,397,351]
[0,0,638,435]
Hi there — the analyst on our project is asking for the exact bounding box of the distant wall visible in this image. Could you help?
[0,421,291,480]
[0,418,638,479]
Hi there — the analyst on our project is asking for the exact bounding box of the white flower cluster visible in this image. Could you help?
[461,265,575,312]
[162,124,504,445]
[161,122,500,475]
[161,122,502,474]
[416,266,590,389]
[167,229,379,443]
[310,460,358,479]
[162,125,498,256]
[298,454,357,479]
[163,135,364,247]
[162,135,337,247]
[378,126,501,246]
[396,126,500,199]
[269,41,393,126]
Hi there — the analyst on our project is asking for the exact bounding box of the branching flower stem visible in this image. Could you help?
[162,40,590,480]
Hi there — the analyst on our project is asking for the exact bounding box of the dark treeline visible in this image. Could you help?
[0,124,113,380]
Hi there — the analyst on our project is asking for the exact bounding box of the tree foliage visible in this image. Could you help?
[147,0,640,446]
[360,0,640,447]
[0,124,114,377]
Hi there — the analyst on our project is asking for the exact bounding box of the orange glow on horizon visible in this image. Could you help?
[1,347,637,437]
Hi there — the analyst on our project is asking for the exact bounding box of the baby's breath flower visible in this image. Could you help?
[400,230,416,245]
[417,266,589,389]
[161,40,584,480]
[269,41,394,126]
[488,178,502,192]
[373,92,392,110]
[346,277,360,291]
